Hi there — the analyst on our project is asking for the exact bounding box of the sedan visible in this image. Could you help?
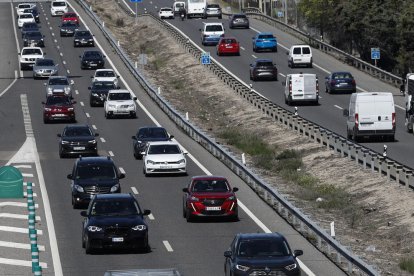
[73,30,94,47]
[159,7,174,19]
[131,126,173,159]
[224,233,303,276]
[80,50,105,69]
[18,13,35,28]
[182,176,239,222]
[81,193,151,254]
[325,71,356,94]
[57,124,98,158]
[22,31,44,47]
[252,32,277,52]
[42,95,76,124]
[229,14,249,29]
[23,8,40,23]
[21,22,39,38]
[216,37,240,56]
[61,12,79,25]
[143,141,187,176]
[44,76,73,97]
[249,59,278,81]
[33,58,58,79]
[59,21,78,37]
[88,81,119,107]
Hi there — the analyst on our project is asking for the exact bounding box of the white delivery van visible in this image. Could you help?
[287,45,313,68]
[173,1,185,14]
[344,92,396,142]
[284,73,319,105]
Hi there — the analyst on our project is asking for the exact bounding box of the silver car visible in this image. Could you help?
[44,76,73,98]
[33,58,58,79]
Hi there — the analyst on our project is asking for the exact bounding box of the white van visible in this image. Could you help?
[50,0,68,16]
[284,73,319,105]
[344,92,396,141]
[173,1,185,14]
[287,45,313,68]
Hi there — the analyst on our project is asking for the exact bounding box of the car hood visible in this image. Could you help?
[93,77,116,82]
[33,65,57,71]
[146,154,184,162]
[75,178,118,187]
[89,215,145,227]
[237,256,296,268]
[190,191,234,198]
[48,85,69,91]
[61,136,94,143]
[107,100,134,105]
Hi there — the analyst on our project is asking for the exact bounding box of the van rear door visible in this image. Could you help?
[291,75,305,99]
[357,95,394,131]
[303,74,317,99]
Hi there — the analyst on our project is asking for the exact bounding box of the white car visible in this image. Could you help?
[18,13,35,28]
[104,89,137,118]
[16,3,36,16]
[159,7,174,19]
[19,47,45,70]
[50,0,68,16]
[91,69,119,87]
[200,22,225,46]
[143,141,187,176]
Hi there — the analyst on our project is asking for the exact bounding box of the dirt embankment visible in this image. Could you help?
[88,1,414,274]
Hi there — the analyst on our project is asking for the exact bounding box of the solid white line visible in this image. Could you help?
[0,213,41,221]
[279,73,286,78]
[395,104,404,111]
[100,137,106,143]
[163,240,173,252]
[75,89,79,95]
[148,213,155,220]
[92,124,97,130]
[240,46,245,51]
[11,3,20,54]
[0,226,42,235]
[80,102,84,106]
[86,113,90,118]
[108,151,114,156]
[334,105,343,110]
[119,167,126,174]
[131,187,139,194]
[22,173,33,177]
[0,78,18,98]
[0,202,38,208]
[252,54,257,59]
[14,165,32,168]
[0,241,45,251]
[0,257,47,268]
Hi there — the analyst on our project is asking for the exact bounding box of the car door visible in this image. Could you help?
[224,236,237,275]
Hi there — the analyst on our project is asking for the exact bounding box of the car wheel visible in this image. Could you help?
[217,50,220,56]
[236,51,240,56]
[352,129,359,142]
[186,208,193,222]
[72,197,79,209]
[346,127,352,139]
[182,205,187,218]
[218,15,222,19]
[82,233,86,248]
[274,47,278,52]
[309,62,313,68]
[43,118,48,124]
[59,149,65,159]
[85,236,93,254]
[287,96,292,106]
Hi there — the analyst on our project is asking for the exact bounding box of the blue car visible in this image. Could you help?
[252,33,277,52]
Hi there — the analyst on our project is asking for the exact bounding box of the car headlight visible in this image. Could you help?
[110,183,120,192]
[64,87,70,92]
[190,196,199,202]
[67,108,74,111]
[178,159,186,164]
[74,184,84,192]
[75,39,79,41]
[226,196,235,201]
[47,87,52,93]
[129,104,135,108]
[44,108,51,111]
[131,225,147,231]
[87,226,102,232]
[147,160,155,165]
[285,263,297,271]
[88,139,96,144]
[61,141,69,145]
[92,93,99,97]
[235,264,249,272]
[108,104,116,108]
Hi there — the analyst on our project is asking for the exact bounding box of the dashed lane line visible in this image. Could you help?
[334,105,343,110]
[108,151,114,157]
[0,241,45,251]
[148,213,155,220]
[0,202,38,208]
[0,226,43,235]
[0,213,41,221]
[119,167,126,174]
[100,137,106,143]
[92,125,97,130]
[0,257,47,269]
[163,240,173,252]
[131,187,138,194]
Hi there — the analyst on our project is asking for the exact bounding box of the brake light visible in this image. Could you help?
[289,81,292,95]
[351,79,356,85]
[355,113,359,129]
[316,80,319,93]
[392,112,396,128]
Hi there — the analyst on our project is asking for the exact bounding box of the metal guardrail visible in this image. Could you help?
[241,7,402,88]
[74,0,385,274]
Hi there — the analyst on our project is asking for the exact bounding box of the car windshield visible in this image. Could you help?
[92,82,115,89]
[238,239,290,257]
[84,51,101,58]
[19,4,31,9]
[20,14,33,18]
[333,73,353,79]
[96,71,115,77]
[137,128,168,139]
[63,127,92,137]
[256,61,273,67]
[148,144,180,154]
[293,47,301,54]
[302,47,311,54]
[46,96,70,106]
[108,93,131,100]
[207,4,220,8]
[90,199,140,216]
[22,48,42,55]
[233,14,246,19]
[192,179,230,192]
[24,9,37,14]
[37,59,55,66]
[25,31,41,38]
[221,39,236,44]
[76,31,91,37]
[52,2,66,7]
[258,34,274,39]
[205,25,223,32]
[76,164,117,180]
[49,78,68,85]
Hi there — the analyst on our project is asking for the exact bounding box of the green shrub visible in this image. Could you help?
[399,258,414,273]
[116,17,125,27]
[219,128,274,156]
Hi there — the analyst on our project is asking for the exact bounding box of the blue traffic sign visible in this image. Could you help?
[130,0,142,2]
[201,53,211,65]
[371,48,380,60]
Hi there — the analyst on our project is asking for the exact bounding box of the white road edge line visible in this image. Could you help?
[334,105,343,110]
[100,137,106,143]
[395,104,404,111]
[163,240,173,252]
[131,187,139,194]
[148,213,155,220]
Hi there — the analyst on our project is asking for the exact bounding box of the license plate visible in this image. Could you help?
[206,206,221,211]
[160,165,172,169]
[73,147,85,150]
[53,114,65,117]
[226,46,233,48]
[112,237,124,242]
[90,64,97,66]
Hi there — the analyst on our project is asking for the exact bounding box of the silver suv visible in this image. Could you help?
[203,4,222,19]
[44,76,73,98]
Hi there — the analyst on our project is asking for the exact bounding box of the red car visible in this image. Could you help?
[216,37,240,56]
[182,176,239,222]
[42,95,76,123]
[61,12,79,25]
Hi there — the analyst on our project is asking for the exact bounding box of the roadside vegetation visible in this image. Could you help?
[400,258,414,273]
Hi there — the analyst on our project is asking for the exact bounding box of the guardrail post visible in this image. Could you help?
[395,165,402,185]
[370,152,377,173]
[326,132,331,150]
[354,145,361,165]
[339,138,345,157]
[302,122,307,136]
[378,156,385,176]
[317,236,321,248]
[314,126,319,142]
[386,160,394,182]
[319,129,326,146]
[403,168,412,189]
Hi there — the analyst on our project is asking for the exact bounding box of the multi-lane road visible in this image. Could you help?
[0,1,351,275]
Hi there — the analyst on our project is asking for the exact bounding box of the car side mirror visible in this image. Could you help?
[249,64,252,66]
[80,211,87,217]
[41,101,45,104]
[117,76,120,78]
[183,151,188,155]
[88,87,91,90]
[119,173,125,179]
[293,250,303,257]
[224,251,232,258]
[90,76,93,78]
[343,109,349,117]
[133,97,137,100]
[57,134,62,137]
[182,188,189,193]
[67,174,73,179]
[103,56,106,58]
[43,52,46,55]
[43,83,47,86]
[199,28,202,31]
[79,55,81,58]
[131,135,137,140]
[94,133,99,137]
[143,209,151,216]
[232,187,239,192]
[169,135,174,140]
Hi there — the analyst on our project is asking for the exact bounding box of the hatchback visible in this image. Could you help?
[229,14,249,29]
[216,37,240,56]
[325,71,356,94]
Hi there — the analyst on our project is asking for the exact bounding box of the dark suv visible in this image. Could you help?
[57,124,99,158]
[67,156,124,208]
[224,233,303,276]
[131,126,173,159]
[81,193,151,254]
[73,30,94,47]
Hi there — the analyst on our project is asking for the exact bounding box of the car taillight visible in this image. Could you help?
[289,81,292,95]
[355,113,359,129]
[352,79,356,85]
[316,80,319,94]
[330,80,336,85]
[392,112,396,128]
[203,35,208,38]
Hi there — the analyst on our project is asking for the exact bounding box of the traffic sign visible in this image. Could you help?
[201,52,211,65]
[371,48,380,60]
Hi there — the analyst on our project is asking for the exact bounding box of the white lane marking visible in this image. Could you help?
[163,240,173,252]
[395,104,404,111]
[22,173,33,177]
[63,60,66,65]
[108,151,114,156]
[23,183,36,187]
[279,73,286,78]
[100,137,106,143]
[67,69,70,74]
[0,241,45,251]
[75,90,79,95]
[240,46,245,50]
[148,213,155,220]
[121,0,136,14]
[80,102,84,106]
[57,45,60,49]
[0,213,41,221]
[0,77,18,98]
[54,39,57,43]
[131,187,139,194]
[92,125,97,130]
[119,167,126,174]
[0,202,38,208]
[49,26,52,30]
[334,105,343,110]
[60,52,63,56]
[252,54,257,59]
[0,226,42,235]
[9,3,21,92]
[0,257,47,268]
[14,164,32,168]
[85,113,90,118]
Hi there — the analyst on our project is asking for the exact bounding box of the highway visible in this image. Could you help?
[124,0,414,169]
[0,1,347,275]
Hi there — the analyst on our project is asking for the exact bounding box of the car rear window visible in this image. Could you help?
[258,34,274,39]
[256,61,273,67]
[205,25,223,32]
[52,2,67,7]
[20,14,33,18]
[333,73,353,79]
[293,47,301,54]
[222,38,236,44]
[302,47,311,54]
[96,71,115,77]
[161,8,172,11]
[46,96,70,105]
[85,51,101,58]
[207,4,219,8]
[93,82,116,89]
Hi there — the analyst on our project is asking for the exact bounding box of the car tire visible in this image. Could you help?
[85,237,93,254]
[72,197,79,209]
[185,209,193,222]
[236,51,240,56]
[309,62,313,68]
[182,205,186,218]
[352,129,359,142]
[273,47,278,52]
[217,50,220,56]
[59,150,65,159]
[43,118,48,124]
[82,233,86,248]
[218,15,222,19]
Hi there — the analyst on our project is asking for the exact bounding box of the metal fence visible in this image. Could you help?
[74,0,387,274]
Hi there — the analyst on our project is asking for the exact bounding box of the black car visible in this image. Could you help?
[60,21,78,37]
[67,156,124,208]
[224,233,303,276]
[80,50,105,69]
[23,8,40,23]
[229,14,249,29]
[73,30,94,47]
[89,81,119,107]
[249,59,278,81]
[21,22,39,37]
[81,193,151,254]
[131,126,173,159]
[22,31,44,47]
[57,124,99,158]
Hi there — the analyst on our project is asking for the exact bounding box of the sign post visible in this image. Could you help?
[130,0,142,24]
[371,47,380,67]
